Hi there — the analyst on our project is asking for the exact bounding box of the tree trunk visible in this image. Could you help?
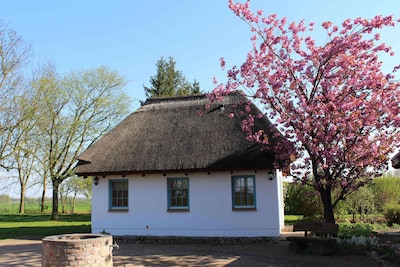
[320,189,335,223]
[40,189,46,213]
[71,192,77,214]
[60,193,66,214]
[51,179,60,220]
[41,173,47,213]
[18,184,25,214]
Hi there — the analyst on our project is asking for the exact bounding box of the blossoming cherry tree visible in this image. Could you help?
[212,0,400,223]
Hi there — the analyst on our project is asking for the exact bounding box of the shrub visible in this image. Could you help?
[336,186,375,222]
[284,182,323,218]
[383,204,400,226]
[371,175,400,212]
[338,223,375,238]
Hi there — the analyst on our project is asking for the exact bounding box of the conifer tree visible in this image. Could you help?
[144,56,201,98]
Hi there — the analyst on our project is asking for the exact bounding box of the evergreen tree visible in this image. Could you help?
[144,56,202,98]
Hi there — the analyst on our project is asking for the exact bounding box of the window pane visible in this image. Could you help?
[235,196,241,206]
[110,180,128,208]
[232,176,256,208]
[168,178,189,208]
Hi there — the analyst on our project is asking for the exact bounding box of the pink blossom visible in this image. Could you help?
[220,58,226,69]
[322,21,332,29]
[210,1,400,223]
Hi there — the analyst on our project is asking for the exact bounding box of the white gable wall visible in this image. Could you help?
[276,169,285,228]
[91,170,283,237]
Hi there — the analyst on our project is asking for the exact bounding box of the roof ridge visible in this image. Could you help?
[142,91,244,106]
[143,94,206,105]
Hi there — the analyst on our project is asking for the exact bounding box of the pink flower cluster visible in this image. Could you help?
[211,1,400,201]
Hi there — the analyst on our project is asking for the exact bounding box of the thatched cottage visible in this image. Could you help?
[75,92,288,237]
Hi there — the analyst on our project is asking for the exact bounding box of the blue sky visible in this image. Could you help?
[2,0,400,110]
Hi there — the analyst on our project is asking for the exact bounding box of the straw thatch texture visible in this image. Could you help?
[75,93,279,176]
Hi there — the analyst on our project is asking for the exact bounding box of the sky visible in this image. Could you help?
[2,0,400,111]
[1,0,400,197]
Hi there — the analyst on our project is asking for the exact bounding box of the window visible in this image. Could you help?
[109,180,128,210]
[167,177,189,210]
[232,175,256,209]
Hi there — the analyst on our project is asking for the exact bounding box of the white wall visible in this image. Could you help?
[91,170,282,237]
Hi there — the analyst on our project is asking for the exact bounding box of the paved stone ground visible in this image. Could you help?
[0,239,42,267]
[0,234,385,267]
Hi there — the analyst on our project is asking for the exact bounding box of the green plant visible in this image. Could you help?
[383,204,400,226]
[373,223,389,233]
[335,186,375,223]
[338,223,375,238]
[284,183,323,218]
[371,175,400,212]
[336,235,379,254]
[284,215,303,225]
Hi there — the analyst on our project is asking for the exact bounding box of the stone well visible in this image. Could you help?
[42,234,115,267]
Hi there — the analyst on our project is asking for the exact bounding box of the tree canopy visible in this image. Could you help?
[211,0,400,223]
[35,66,131,219]
[0,21,32,167]
[0,22,132,217]
[144,56,201,98]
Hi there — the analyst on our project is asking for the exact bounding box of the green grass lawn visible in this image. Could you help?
[0,200,91,214]
[0,213,91,239]
[284,215,304,225]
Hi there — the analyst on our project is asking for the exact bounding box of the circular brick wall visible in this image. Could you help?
[42,234,113,267]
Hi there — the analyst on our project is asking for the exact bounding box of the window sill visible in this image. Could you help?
[232,207,257,211]
[108,208,129,212]
[167,208,190,212]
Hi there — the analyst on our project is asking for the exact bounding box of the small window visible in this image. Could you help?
[167,177,189,210]
[232,175,256,209]
[109,179,128,210]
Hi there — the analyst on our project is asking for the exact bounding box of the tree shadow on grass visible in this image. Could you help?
[0,225,91,240]
[0,213,90,223]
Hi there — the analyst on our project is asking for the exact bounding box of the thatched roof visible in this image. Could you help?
[75,92,282,176]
